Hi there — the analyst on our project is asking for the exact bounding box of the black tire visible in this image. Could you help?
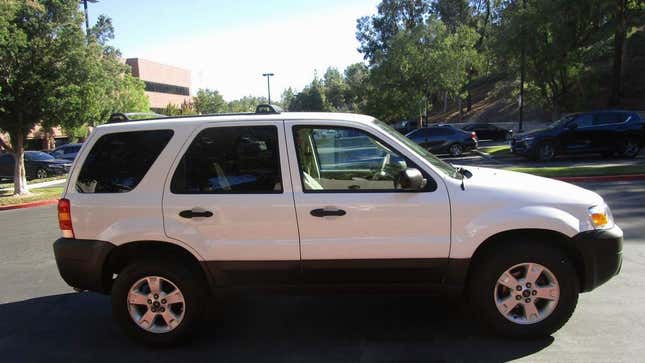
[469,242,579,338]
[620,138,640,158]
[36,168,47,180]
[534,142,556,161]
[448,143,464,157]
[111,260,206,346]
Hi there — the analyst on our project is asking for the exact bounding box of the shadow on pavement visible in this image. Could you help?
[0,292,553,362]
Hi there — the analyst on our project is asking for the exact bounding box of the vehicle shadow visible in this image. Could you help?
[0,292,553,362]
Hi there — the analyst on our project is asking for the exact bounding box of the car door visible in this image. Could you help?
[592,112,628,152]
[163,121,301,285]
[285,120,451,284]
[0,154,14,178]
[561,114,595,153]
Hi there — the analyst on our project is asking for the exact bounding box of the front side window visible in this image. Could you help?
[294,126,429,192]
[76,130,173,193]
[572,114,593,128]
[171,126,282,194]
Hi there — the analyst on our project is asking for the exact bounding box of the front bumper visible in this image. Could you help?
[509,139,534,155]
[572,226,623,292]
[53,238,115,293]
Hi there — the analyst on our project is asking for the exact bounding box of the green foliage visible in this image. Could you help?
[227,95,267,112]
[193,88,226,114]
[0,0,149,194]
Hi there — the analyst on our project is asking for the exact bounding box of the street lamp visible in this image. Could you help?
[262,73,274,104]
[80,0,98,41]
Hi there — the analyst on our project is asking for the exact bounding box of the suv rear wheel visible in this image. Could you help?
[111,260,206,346]
[470,242,579,338]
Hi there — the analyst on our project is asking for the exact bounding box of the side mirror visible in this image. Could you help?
[398,168,427,190]
[567,123,578,130]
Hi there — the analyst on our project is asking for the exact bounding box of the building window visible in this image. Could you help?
[143,81,190,96]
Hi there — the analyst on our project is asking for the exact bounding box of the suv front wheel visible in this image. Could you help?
[111,260,206,346]
[470,242,579,338]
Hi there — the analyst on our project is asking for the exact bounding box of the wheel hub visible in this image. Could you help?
[127,276,186,334]
[494,262,560,325]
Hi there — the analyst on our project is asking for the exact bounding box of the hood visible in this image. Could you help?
[456,166,603,207]
[513,127,559,139]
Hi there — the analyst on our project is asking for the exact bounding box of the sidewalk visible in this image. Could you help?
[0,178,66,193]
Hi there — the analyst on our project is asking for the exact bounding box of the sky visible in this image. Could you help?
[86,0,380,101]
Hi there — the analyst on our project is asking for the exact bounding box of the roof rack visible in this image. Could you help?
[107,104,283,124]
[108,112,166,123]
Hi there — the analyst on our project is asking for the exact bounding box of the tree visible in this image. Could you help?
[289,77,330,112]
[356,0,431,64]
[0,0,88,195]
[322,67,347,111]
[227,95,267,112]
[343,63,370,112]
[193,89,226,114]
[280,87,296,111]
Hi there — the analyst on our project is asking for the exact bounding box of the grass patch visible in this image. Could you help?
[0,175,66,189]
[506,165,645,178]
[479,145,511,156]
[0,186,63,206]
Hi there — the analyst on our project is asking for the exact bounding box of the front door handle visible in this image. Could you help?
[179,209,213,219]
[310,208,346,217]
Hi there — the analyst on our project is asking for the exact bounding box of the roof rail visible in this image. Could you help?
[255,104,283,114]
[106,104,283,124]
[108,112,166,123]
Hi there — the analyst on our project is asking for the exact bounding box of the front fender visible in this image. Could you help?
[450,205,582,259]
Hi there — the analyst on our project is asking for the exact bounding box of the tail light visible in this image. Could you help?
[471,131,478,140]
[58,198,75,238]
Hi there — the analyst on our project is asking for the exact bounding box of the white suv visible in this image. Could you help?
[53,107,622,345]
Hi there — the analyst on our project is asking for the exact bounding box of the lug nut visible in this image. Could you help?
[153,294,159,299]
[526,282,532,288]
[161,299,167,304]
[150,307,157,313]
[147,299,152,304]
[516,295,522,300]
[532,290,537,296]
[525,298,531,303]
[160,307,165,312]
[516,285,522,291]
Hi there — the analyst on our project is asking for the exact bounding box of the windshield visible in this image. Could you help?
[549,115,576,129]
[25,151,55,161]
[373,120,461,178]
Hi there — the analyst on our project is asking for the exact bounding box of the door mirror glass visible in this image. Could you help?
[398,168,427,190]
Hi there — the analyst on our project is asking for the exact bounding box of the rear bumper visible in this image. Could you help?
[572,226,623,292]
[53,238,114,293]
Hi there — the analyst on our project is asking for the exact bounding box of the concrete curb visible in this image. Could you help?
[0,199,58,211]
[554,174,645,183]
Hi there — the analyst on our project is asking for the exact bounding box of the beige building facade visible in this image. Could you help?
[126,58,192,113]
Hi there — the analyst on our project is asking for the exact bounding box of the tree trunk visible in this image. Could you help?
[443,91,448,112]
[609,0,626,107]
[12,131,29,196]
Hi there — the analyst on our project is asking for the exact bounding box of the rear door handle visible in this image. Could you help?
[179,210,213,219]
[310,208,346,217]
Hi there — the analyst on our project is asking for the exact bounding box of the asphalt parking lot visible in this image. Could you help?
[0,181,644,362]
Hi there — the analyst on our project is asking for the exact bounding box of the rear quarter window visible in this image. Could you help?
[76,130,173,193]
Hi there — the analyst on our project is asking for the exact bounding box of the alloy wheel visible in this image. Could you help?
[449,144,463,157]
[127,276,186,333]
[494,262,560,325]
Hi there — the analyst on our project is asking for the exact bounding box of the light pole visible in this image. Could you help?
[81,0,98,41]
[262,73,274,104]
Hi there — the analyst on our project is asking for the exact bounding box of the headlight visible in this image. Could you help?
[588,204,614,230]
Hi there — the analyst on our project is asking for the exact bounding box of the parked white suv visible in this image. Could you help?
[54,106,622,345]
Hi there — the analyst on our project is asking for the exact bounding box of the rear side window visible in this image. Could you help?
[593,113,625,125]
[171,126,282,194]
[76,130,173,193]
[429,127,453,136]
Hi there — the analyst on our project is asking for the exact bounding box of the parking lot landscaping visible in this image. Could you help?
[0,186,63,207]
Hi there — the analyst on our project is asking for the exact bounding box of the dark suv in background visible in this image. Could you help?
[406,124,478,156]
[462,123,512,141]
[511,110,644,161]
